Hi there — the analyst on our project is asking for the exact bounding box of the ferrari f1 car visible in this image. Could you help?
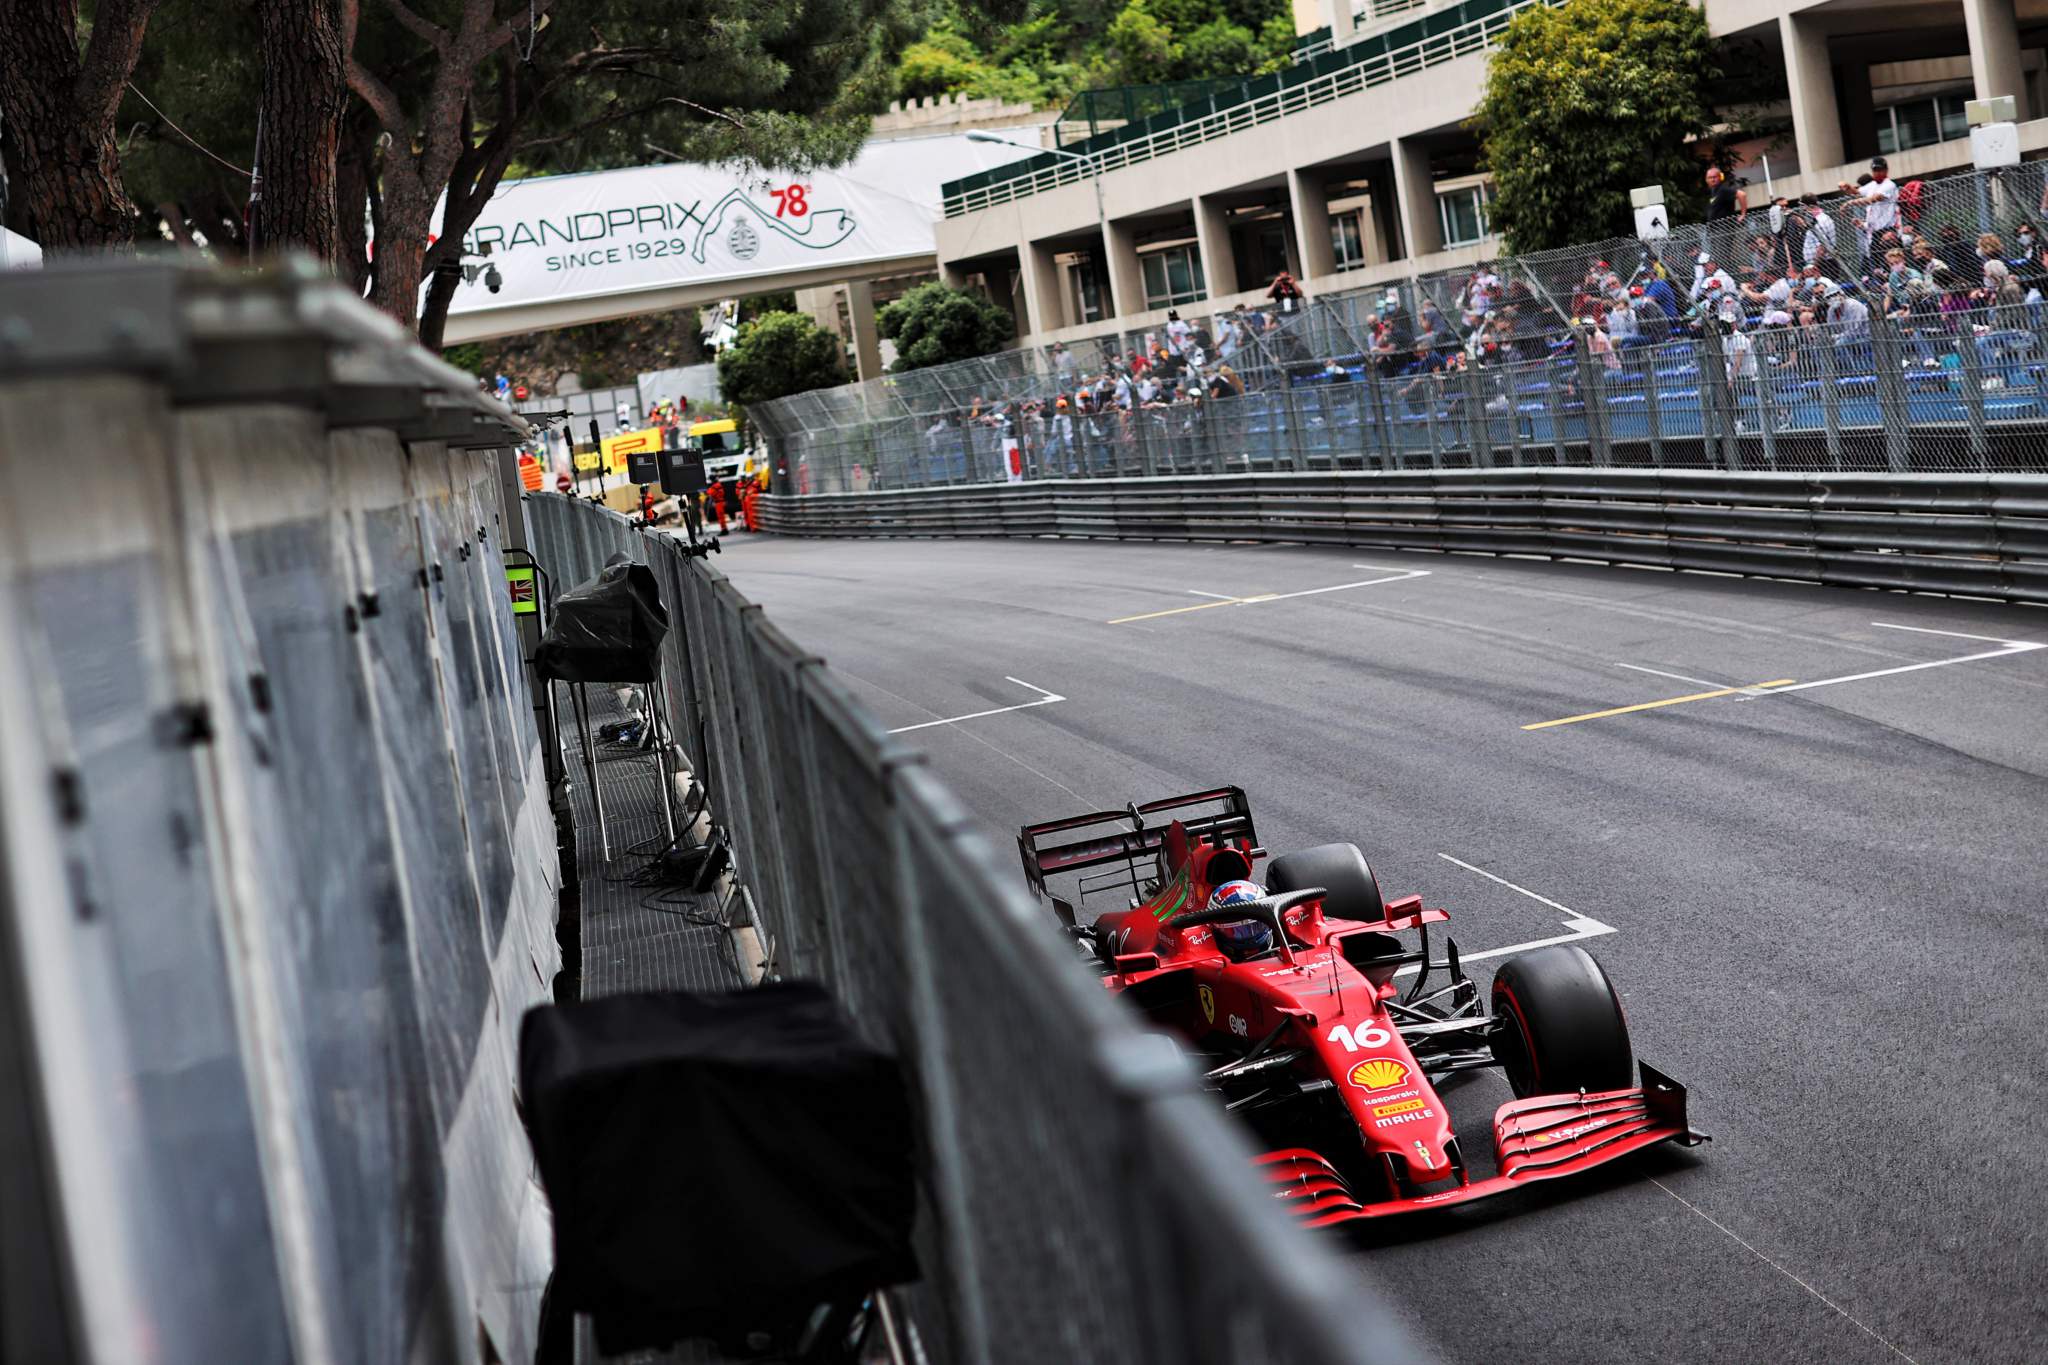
[1019,787,1705,1227]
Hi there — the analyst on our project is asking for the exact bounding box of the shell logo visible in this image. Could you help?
[1348,1059,1410,1091]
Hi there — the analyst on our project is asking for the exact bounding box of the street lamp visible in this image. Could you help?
[966,129,1112,323]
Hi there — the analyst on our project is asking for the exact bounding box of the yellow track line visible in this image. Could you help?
[1108,593,1279,625]
[1524,679,1797,731]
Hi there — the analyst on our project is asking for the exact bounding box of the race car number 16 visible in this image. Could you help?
[1326,1023,1392,1052]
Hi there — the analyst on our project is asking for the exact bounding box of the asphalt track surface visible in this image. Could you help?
[715,531,2048,1365]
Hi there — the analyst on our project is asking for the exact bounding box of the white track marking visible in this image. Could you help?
[885,677,1066,734]
[1255,566,1431,602]
[1616,662,1779,698]
[1392,920,1617,978]
[1110,566,1430,623]
[1436,853,1603,927]
[1402,853,1618,976]
[1757,622,2043,697]
[1649,1178,1922,1364]
[1869,621,2035,646]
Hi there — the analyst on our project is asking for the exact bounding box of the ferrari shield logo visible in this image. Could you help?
[1198,984,1215,1024]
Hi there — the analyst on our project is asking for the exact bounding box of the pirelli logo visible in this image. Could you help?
[1372,1098,1426,1119]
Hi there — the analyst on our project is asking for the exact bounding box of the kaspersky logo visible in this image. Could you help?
[1348,1059,1410,1091]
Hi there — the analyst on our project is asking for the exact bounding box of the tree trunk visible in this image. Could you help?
[366,160,433,332]
[251,0,348,261]
[0,0,144,250]
[334,109,378,293]
[417,263,461,352]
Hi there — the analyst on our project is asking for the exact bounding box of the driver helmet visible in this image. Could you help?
[1208,880,1273,960]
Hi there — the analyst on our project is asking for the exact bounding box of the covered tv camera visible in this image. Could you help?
[533,553,669,683]
[658,447,709,496]
[519,982,918,1356]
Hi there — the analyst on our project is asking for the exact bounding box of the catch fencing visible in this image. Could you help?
[755,162,2048,486]
[524,492,1423,1365]
[755,470,2048,607]
[0,263,557,1363]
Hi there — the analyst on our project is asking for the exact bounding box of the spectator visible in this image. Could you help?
[1825,285,1871,348]
[1268,270,1305,314]
[1800,195,1839,272]
[1396,341,1449,410]
[1747,231,1781,279]
[1051,341,1076,383]
[2013,222,2040,265]
[1165,309,1193,355]
[1630,284,1672,343]
[1705,166,1746,262]
[1586,315,1623,374]
[1605,291,1641,345]
[1975,233,2009,289]
[1642,271,1682,322]
[1691,253,1735,302]
[1839,157,1899,258]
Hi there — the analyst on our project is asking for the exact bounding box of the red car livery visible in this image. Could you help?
[1020,788,1705,1226]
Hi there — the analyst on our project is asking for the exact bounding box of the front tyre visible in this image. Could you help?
[1490,944,1633,1099]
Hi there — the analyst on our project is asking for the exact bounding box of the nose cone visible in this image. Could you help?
[1403,1141,1455,1182]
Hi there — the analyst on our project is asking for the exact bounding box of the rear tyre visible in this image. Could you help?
[1490,944,1633,1099]
[1264,842,1385,922]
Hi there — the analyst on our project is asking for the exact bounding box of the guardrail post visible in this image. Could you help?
[1573,336,1611,467]
[1461,361,1494,468]
[1957,313,1990,472]
[1543,357,1569,465]
[1287,389,1309,472]
[1136,417,1156,478]
[1869,311,1912,473]
[1753,368,1780,472]
[1420,378,1445,470]
[1696,321,1735,469]
[1643,342,1666,467]
[1364,368,1392,470]
[1819,338,1844,470]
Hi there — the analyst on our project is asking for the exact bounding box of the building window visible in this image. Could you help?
[1437,185,1491,249]
[1874,93,1970,155]
[1331,211,1368,270]
[1140,244,1207,309]
[1069,253,1106,323]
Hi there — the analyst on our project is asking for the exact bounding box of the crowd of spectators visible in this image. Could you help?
[877,161,2048,483]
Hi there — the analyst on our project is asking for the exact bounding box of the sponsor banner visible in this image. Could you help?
[436,133,1039,319]
[601,425,664,477]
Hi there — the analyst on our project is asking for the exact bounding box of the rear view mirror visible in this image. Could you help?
[1113,952,1161,976]
[1051,896,1077,928]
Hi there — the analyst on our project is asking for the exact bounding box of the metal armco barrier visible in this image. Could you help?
[0,263,556,1365]
[758,470,2048,606]
[524,493,1423,1365]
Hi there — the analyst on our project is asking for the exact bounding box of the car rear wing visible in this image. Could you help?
[1018,787,1257,897]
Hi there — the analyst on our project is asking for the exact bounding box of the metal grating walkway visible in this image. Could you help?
[555,684,742,1365]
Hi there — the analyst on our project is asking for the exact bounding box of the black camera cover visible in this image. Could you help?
[533,552,669,683]
[518,981,918,1354]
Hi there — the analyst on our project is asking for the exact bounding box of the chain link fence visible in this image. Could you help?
[756,163,2048,487]
[524,492,1424,1365]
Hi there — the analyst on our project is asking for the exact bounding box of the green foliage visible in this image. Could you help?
[1472,0,1721,253]
[894,0,1290,110]
[716,312,847,409]
[442,342,487,376]
[875,281,1013,372]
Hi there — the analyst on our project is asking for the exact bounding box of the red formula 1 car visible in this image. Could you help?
[1020,788,1705,1226]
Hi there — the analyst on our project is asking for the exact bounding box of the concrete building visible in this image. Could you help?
[937,0,2048,347]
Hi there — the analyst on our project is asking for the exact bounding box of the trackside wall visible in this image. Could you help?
[0,267,557,1364]
[755,470,2048,606]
